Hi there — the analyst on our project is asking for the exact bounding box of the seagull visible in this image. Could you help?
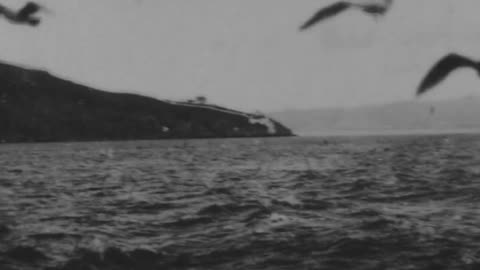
[417,53,480,96]
[0,2,47,26]
[299,0,393,31]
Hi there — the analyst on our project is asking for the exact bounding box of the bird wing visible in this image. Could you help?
[299,2,351,31]
[17,2,41,19]
[417,53,477,96]
[0,4,17,19]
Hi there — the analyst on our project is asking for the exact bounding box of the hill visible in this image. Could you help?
[0,61,293,143]
[269,96,480,136]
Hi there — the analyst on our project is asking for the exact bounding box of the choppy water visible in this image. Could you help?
[1,135,480,270]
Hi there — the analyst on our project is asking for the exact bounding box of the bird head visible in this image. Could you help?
[25,2,53,15]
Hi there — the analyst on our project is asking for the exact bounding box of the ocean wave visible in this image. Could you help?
[3,246,48,262]
[2,135,480,270]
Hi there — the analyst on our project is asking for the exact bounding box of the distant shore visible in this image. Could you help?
[296,128,480,137]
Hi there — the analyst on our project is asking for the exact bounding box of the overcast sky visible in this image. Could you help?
[1,0,480,112]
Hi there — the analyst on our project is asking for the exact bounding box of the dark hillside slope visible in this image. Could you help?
[0,62,293,142]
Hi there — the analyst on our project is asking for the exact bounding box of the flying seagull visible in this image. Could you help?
[417,53,480,96]
[0,2,47,26]
[299,0,393,31]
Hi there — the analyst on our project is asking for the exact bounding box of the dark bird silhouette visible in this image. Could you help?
[299,0,393,30]
[417,53,480,96]
[0,2,47,26]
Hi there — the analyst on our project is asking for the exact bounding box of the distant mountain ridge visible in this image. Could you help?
[0,61,294,143]
[270,96,480,135]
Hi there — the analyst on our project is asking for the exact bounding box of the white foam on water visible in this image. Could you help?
[277,194,302,207]
[253,213,296,234]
